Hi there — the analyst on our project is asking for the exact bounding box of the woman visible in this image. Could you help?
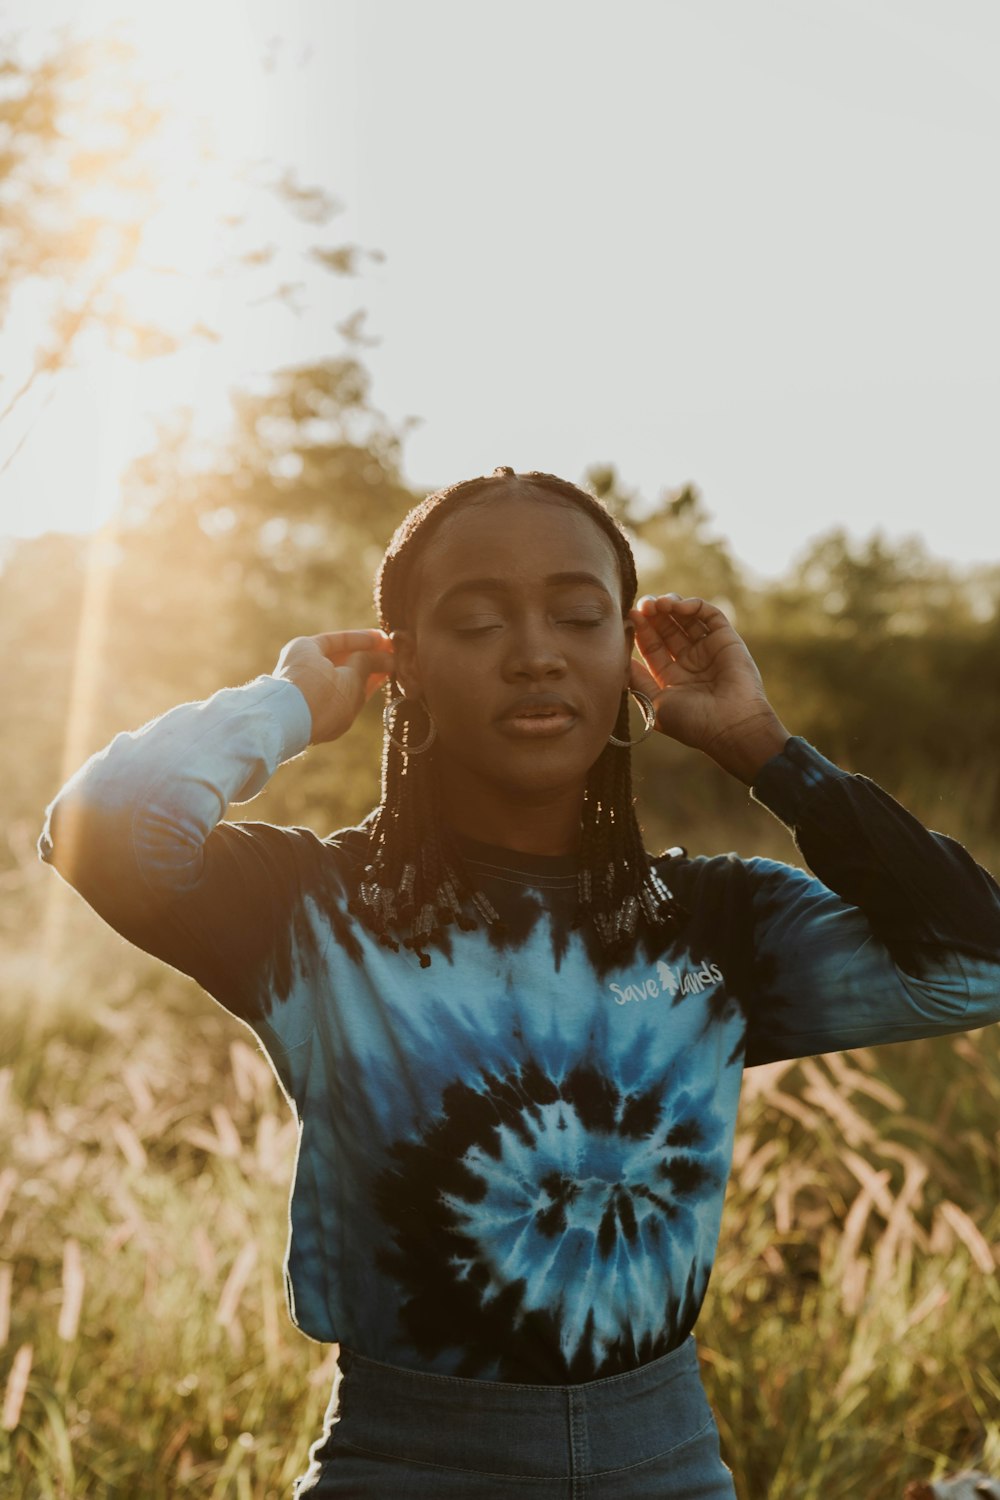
[40,466,1000,1497]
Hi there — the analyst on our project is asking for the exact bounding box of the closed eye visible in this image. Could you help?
[455,619,603,636]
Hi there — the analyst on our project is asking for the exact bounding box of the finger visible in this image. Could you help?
[634,595,722,642]
[313,629,394,663]
[631,597,706,666]
[340,648,395,686]
[631,606,692,661]
[631,622,682,681]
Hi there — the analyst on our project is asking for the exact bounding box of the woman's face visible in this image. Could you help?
[392,494,634,803]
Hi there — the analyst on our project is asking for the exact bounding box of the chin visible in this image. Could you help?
[486,750,598,797]
[436,731,603,798]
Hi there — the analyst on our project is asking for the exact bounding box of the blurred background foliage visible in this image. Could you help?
[2,24,999,1500]
[4,352,998,871]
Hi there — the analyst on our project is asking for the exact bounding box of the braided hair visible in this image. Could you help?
[347,466,686,966]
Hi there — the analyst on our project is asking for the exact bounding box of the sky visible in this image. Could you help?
[1,0,998,581]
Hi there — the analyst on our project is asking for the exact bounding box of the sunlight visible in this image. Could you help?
[1,0,277,534]
[85,1,272,344]
[28,0,276,993]
[37,347,133,1003]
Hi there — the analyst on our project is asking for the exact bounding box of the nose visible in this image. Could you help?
[501,617,568,682]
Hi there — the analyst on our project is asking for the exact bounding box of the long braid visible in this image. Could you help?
[349,466,686,965]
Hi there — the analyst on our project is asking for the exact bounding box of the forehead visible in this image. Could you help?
[412,494,623,608]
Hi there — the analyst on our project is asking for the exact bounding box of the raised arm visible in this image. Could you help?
[629,593,1000,1063]
[743,736,1000,1062]
[38,631,393,1048]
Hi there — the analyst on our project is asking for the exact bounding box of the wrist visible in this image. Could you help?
[703,710,792,786]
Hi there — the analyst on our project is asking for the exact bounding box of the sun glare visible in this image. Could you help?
[92,1,274,338]
[29,1,274,995]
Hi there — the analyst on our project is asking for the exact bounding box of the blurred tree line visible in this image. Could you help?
[3,349,998,889]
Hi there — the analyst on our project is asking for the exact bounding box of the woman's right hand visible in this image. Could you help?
[272,630,395,746]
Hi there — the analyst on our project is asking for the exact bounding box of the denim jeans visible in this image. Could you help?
[293,1335,738,1498]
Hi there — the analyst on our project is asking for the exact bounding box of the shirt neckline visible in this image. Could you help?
[449,828,580,883]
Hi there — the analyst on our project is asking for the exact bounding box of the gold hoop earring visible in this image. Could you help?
[608,689,657,748]
[383,696,437,755]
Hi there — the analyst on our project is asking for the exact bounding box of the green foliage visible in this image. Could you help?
[587,463,748,616]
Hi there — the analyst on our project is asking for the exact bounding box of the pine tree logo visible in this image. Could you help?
[656,959,680,997]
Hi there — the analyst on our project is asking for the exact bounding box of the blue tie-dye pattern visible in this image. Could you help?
[440,1068,727,1365]
[298,912,742,1378]
[38,674,1000,1383]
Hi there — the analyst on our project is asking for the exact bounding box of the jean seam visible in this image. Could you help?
[588,1414,720,1477]
[318,1415,719,1483]
[334,1337,694,1395]
[321,1439,564,1482]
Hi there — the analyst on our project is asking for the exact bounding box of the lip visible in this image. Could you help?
[498,693,577,721]
[497,712,577,739]
[496,693,578,738]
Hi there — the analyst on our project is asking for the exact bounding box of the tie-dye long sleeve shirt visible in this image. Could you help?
[38,674,1000,1383]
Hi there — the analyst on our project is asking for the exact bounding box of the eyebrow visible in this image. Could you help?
[433,571,615,611]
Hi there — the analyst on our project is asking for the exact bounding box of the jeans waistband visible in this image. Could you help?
[332,1336,717,1480]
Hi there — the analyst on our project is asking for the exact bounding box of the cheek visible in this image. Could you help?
[419,656,486,725]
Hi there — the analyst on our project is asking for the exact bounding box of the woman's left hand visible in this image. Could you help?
[627,593,792,784]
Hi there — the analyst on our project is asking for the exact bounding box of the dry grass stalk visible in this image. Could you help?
[767,1089,822,1132]
[255,1113,297,1178]
[184,1104,244,1159]
[837,1177,888,1314]
[57,1237,85,1342]
[161,1419,195,1467]
[110,1115,147,1171]
[935,1200,996,1273]
[229,1039,274,1104]
[824,1049,905,1110]
[1,1341,33,1431]
[307,1344,341,1389]
[799,1057,878,1145]
[900,1284,951,1334]
[0,1263,11,1348]
[122,1061,155,1116]
[210,1103,244,1158]
[870,1157,928,1292]
[772,1162,813,1236]
[259,1262,282,1373]
[738,1057,796,1102]
[841,1148,896,1217]
[193,1223,218,1287]
[216,1240,258,1329]
[0,1166,16,1226]
[733,1138,782,1193]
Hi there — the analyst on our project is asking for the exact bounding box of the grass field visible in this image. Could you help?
[2,852,999,1499]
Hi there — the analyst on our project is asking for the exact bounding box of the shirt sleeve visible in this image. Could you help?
[37,674,335,1069]
[741,736,1000,1067]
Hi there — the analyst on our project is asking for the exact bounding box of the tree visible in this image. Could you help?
[0,26,385,476]
[756,526,983,639]
[585,463,748,617]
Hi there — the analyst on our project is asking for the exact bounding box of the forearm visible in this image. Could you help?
[38,674,313,906]
[751,736,1000,961]
[743,738,1000,1062]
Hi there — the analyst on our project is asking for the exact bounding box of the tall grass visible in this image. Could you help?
[3,862,998,1497]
